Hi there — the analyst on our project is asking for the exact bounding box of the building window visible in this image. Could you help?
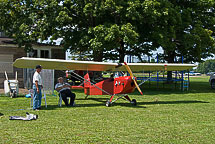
[29,50,37,57]
[41,50,49,58]
[0,32,6,37]
[28,49,51,58]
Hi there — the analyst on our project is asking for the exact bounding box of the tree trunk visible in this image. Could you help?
[167,71,172,82]
[119,40,125,63]
[93,50,103,81]
[93,50,103,62]
[165,51,175,83]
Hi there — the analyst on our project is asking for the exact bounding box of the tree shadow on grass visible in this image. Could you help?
[130,81,215,95]
[40,105,60,110]
[0,95,25,98]
[41,103,106,109]
[40,99,107,110]
[40,97,209,110]
[138,100,209,105]
[105,100,209,109]
[79,98,209,109]
[77,97,108,101]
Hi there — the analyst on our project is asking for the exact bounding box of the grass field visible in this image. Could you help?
[1,76,215,143]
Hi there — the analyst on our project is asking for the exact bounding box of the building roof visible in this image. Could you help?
[0,37,62,49]
[0,38,16,45]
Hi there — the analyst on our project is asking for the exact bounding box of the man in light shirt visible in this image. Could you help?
[55,77,76,107]
[33,65,43,111]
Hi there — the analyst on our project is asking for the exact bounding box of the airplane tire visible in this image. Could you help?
[106,101,111,107]
[211,80,215,89]
[131,99,137,106]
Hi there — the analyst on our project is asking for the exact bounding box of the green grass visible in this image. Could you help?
[1,76,215,143]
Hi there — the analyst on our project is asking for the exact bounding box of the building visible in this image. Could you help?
[0,32,65,90]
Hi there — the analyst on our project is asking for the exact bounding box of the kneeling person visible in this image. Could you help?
[55,77,76,106]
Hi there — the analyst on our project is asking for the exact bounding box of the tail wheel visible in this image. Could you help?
[106,100,111,107]
[211,80,215,89]
[131,99,137,106]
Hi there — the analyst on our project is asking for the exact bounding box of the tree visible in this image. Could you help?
[1,0,215,64]
[143,0,215,63]
[58,0,141,62]
[0,0,62,51]
[196,60,215,74]
[136,0,215,80]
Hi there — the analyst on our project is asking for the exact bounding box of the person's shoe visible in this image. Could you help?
[70,102,76,107]
[33,109,39,111]
[72,102,76,106]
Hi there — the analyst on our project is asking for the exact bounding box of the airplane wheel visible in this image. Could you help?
[106,101,111,107]
[85,95,89,99]
[211,80,215,89]
[131,99,137,106]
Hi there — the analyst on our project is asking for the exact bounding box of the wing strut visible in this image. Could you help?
[124,62,143,95]
[70,71,113,96]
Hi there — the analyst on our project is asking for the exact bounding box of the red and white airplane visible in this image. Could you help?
[13,57,196,106]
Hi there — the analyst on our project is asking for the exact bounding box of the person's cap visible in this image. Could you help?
[58,77,63,80]
[35,65,42,69]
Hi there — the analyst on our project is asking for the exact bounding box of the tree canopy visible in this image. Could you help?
[1,0,215,63]
[196,59,215,74]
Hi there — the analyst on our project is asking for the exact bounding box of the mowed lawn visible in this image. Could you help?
[1,76,215,143]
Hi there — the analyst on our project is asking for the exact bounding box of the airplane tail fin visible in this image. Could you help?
[84,73,91,88]
[84,73,91,95]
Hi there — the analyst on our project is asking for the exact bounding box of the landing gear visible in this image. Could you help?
[105,95,137,107]
[106,100,112,107]
[211,80,215,89]
[131,99,137,106]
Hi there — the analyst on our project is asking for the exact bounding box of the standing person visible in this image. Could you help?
[55,77,76,107]
[33,65,43,111]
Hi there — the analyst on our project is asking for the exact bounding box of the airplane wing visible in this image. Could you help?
[13,57,196,71]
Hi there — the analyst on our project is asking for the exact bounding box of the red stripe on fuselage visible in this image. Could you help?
[84,76,136,95]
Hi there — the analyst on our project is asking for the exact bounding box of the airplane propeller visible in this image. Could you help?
[124,62,143,95]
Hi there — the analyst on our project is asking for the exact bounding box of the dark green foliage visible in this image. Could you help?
[0,0,215,62]
[196,59,215,74]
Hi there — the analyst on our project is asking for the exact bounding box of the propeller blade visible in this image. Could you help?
[124,62,143,95]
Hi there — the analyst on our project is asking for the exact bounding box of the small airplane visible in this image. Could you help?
[13,57,196,106]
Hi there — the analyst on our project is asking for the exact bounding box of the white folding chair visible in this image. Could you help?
[58,92,70,107]
[29,89,34,108]
[58,93,63,107]
[43,91,47,108]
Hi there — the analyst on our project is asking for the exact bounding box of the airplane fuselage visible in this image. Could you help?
[84,74,136,96]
